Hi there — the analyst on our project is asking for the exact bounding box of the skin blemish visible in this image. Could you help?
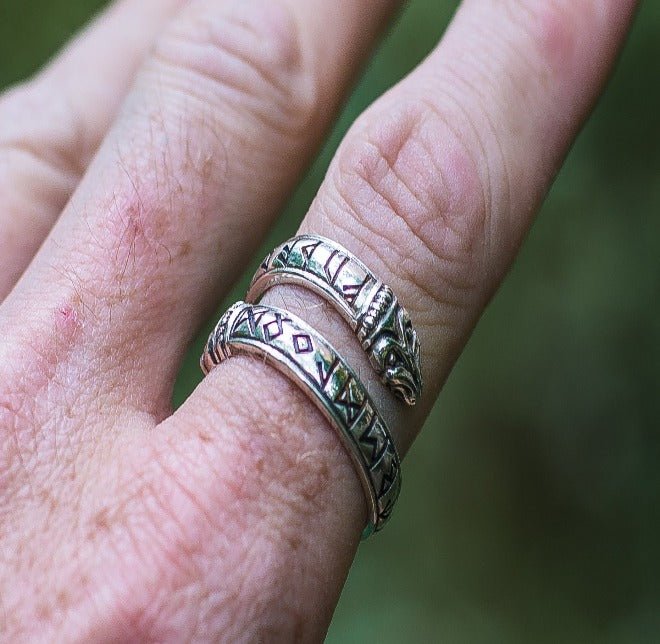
[56,590,70,610]
[286,535,301,551]
[87,508,111,541]
[36,602,52,620]
[55,305,81,340]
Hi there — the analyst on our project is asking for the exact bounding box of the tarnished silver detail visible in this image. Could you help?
[201,301,401,536]
[246,234,423,406]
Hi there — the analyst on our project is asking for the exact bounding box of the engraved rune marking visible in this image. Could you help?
[334,378,365,425]
[292,334,313,354]
[263,313,291,342]
[260,251,272,270]
[323,250,349,286]
[358,413,387,463]
[275,243,292,266]
[207,337,220,365]
[379,495,396,521]
[379,456,399,497]
[342,276,370,306]
[235,307,267,335]
[300,241,321,267]
[316,357,340,389]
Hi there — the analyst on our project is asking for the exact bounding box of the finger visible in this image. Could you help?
[1,0,402,416]
[163,0,636,639]
[0,0,185,298]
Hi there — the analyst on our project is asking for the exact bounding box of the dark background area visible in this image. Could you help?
[2,1,659,641]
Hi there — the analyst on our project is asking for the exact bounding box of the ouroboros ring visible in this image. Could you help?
[201,301,401,536]
[246,234,423,406]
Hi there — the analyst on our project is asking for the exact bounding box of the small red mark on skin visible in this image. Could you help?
[57,305,76,323]
[55,305,81,341]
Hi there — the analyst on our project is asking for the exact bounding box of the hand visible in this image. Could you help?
[0,0,636,640]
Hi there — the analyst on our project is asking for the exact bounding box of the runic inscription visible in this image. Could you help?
[379,495,396,521]
[275,243,292,266]
[292,334,313,354]
[316,357,339,388]
[236,307,267,335]
[263,313,291,341]
[334,378,365,425]
[379,454,398,496]
[300,241,321,266]
[358,413,387,462]
[323,250,349,285]
[342,277,370,306]
[260,252,272,270]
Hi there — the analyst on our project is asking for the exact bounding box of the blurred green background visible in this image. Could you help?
[2,1,659,641]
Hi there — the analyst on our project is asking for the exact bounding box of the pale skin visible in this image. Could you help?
[0,0,637,640]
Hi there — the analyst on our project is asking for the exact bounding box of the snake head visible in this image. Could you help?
[361,286,423,405]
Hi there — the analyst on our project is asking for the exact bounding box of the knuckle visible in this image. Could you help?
[59,144,200,318]
[153,0,318,136]
[329,99,491,306]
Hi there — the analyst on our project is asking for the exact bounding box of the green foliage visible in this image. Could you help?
[3,2,660,641]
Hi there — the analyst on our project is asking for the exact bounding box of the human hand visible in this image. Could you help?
[0,0,637,640]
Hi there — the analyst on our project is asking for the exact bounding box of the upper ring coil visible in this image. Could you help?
[247,234,423,406]
[201,301,402,536]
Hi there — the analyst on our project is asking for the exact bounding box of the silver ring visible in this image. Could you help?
[246,234,423,406]
[201,301,401,536]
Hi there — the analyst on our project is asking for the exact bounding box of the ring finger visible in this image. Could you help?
[164,0,636,638]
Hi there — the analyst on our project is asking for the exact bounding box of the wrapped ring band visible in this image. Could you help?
[247,234,423,406]
[201,301,401,536]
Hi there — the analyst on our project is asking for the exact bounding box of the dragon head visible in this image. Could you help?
[360,286,422,405]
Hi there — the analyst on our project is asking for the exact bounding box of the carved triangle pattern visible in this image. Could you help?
[323,250,349,285]
[378,453,399,497]
[235,307,267,335]
[316,357,339,389]
[334,378,365,425]
[275,243,292,266]
[342,276,370,306]
[358,413,387,463]
[300,241,321,267]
